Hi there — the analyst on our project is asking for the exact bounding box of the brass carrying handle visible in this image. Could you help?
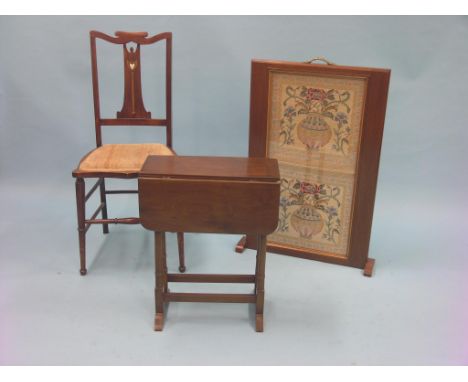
[304,56,336,65]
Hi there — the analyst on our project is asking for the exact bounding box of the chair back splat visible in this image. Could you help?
[89,30,173,148]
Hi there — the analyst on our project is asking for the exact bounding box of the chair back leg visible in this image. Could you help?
[99,178,109,234]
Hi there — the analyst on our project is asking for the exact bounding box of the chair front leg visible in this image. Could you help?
[75,178,87,275]
[99,178,109,234]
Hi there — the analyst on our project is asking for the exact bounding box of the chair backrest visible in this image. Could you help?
[89,31,173,149]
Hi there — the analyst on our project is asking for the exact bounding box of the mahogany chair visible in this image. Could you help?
[72,30,185,276]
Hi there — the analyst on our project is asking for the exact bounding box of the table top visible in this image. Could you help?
[140,156,279,182]
[138,156,280,234]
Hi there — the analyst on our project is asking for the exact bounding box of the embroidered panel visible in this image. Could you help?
[267,71,367,257]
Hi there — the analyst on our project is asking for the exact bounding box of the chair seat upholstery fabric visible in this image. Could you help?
[78,143,174,173]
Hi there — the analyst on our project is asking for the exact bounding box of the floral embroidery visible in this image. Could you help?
[300,182,324,196]
[306,88,326,101]
[279,86,352,154]
[277,178,342,243]
[283,106,296,118]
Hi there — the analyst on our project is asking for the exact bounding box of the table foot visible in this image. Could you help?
[154,313,164,331]
[235,236,247,253]
[363,258,375,277]
[178,265,186,273]
[255,314,264,332]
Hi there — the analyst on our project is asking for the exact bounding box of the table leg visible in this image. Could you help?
[255,234,267,332]
[154,231,166,331]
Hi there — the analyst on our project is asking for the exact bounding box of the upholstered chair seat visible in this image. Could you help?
[78,143,174,174]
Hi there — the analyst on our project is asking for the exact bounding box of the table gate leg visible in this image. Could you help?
[154,231,166,331]
[255,234,267,332]
[162,232,168,293]
[177,232,186,273]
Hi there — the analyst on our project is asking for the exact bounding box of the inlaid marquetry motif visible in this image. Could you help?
[267,71,367,257]
[117,44,151,119]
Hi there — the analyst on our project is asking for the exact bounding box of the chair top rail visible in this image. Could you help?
[90,30,171,45]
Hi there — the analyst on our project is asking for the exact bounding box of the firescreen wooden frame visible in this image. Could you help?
[235,59,391,276]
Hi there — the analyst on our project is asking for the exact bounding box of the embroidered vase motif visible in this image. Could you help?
[291,204,324,238]
[297,114,332,150]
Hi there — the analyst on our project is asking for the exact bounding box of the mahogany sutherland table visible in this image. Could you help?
[138,156,280,331]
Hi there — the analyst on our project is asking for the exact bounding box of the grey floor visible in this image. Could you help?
[0,181,466,365]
